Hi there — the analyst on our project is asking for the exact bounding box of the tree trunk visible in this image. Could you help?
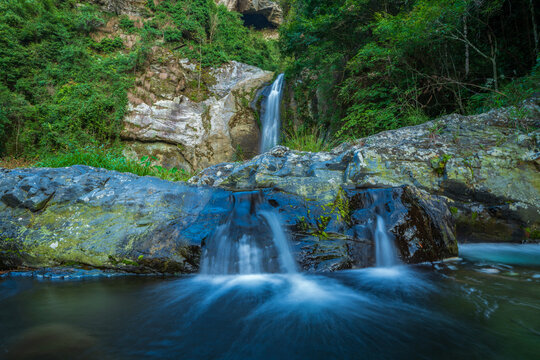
[530,0,539,56]
[463,15,470,77]
[488,32,498,91]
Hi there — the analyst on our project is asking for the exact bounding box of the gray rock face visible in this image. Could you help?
[191,100,540,242]
[216,0,283,26]
[122,59,273,171]
[0,167,457,273]
[84,0,147,15]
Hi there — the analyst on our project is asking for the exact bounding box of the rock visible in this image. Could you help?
[84,0,147,16]
[191,100,540,242]
[0,167,221,273]
[6,324,100,360]
[282,186,457,271]
[216,0,283,27]
[0,167,457,273]
[122,57,273,171]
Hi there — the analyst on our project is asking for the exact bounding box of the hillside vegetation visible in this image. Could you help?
[279,0,539,143]
[0,0,538,177]
[0,0,278,160]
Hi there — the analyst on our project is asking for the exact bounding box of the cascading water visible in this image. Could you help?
[350,189,401,268]
[374,215,399,267]
[200,191,296,275]
[260,74,285,153]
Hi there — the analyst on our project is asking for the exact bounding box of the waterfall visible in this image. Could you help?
[260,74,285,153]
[374,215,399,267]
[200,191,297,275]
[260,211,297,274]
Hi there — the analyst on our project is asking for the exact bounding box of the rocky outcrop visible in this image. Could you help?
[216,0,283,27]
[191,99,540,242]
[122,55,274,171]
[0,166,456,273]
[84,0,147,16]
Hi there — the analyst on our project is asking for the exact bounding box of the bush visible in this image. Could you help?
[119,15,137,33]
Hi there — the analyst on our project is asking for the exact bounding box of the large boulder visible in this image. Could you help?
[122,55,274,171]
[191,99,540,242]
[0,167,457,273]
[216,0,283,27]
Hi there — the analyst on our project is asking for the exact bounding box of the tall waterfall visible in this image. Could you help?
[200,191,297,275]
[260,74,285,153]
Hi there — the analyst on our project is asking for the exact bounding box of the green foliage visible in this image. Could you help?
[0,0,137,157]
[144,0,278,70]
[282,125,333,152]
[119,15,137,34]
[297,187,351,240]
[468,58,540,113]
[90,37,124,53]
[430,154,452,176]
[0,0,278,162]
[36,146,192,182]
[281,0,539,140]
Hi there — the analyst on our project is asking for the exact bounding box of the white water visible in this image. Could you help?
[375,215,399,267]
[260,211,297,274]
[200,206,297,275]
[260,74,285,153]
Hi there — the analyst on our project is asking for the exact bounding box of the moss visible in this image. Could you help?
[430,154,452,176]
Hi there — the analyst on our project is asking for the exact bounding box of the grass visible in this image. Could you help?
[35,146,193,182]
[282,126,335,152]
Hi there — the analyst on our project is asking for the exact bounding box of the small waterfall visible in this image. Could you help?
[200,191,297,275]
[260,74,285,153]
[260,211,297,273]
[351,189,401,268]
[374,215,398,267]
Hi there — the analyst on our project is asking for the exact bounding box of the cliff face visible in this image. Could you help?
[85,0,284,26]
[121,52,273,171]
[216,0,283,26]
[83,2,276,171]
[84,0,148,15]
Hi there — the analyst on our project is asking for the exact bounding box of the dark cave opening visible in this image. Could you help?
[242,13,276,30]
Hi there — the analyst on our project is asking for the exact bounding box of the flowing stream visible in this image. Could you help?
[260,74,285,153]
[1,194,539,359]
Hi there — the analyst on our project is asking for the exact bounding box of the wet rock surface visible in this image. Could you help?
[2,102,537,273]
[191,100,540,242]
[0,167,457,273]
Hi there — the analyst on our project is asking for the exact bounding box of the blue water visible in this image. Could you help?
[1,244,539,359]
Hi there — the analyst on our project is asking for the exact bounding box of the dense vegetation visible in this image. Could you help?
[280,0,539,141]
[0,0,277,165]
[0,0,538,173]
